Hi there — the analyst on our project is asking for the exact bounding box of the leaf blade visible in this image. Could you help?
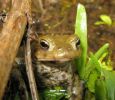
[75,3,87,78]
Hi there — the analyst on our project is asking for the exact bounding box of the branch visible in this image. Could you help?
[0,0,31,98]
[25,36,40,100]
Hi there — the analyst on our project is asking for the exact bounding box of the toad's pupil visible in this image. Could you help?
[40,40,49,50]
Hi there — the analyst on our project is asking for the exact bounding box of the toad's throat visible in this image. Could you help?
[34,60,73,88]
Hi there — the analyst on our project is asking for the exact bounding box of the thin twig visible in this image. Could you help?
[25,36,39,100]
[24,2,39,99]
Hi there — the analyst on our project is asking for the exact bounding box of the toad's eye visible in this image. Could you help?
[75,39,80,48]
[71,38,80,50]
[40,39,49,50]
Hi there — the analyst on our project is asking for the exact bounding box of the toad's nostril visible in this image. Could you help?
[56,48,65,57]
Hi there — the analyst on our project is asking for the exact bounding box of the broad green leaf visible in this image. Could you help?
[95,70,115,100]
[87,70,99,93]
[84,53,101,92]
[95,77,107,100]
[84,53,101,80]
[100,15,112,26]
[102,70,115,100]
[75,3,87,78]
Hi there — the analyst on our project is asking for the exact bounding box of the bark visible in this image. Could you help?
[0,0,31,98]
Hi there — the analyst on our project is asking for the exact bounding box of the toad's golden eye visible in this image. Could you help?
[71,38,80,50]
[75,39,80,48]
[39,39,49,50]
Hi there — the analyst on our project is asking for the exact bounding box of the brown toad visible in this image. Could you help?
[33,34,83,100]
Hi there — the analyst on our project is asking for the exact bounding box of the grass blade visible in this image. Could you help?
[75,3,87,78]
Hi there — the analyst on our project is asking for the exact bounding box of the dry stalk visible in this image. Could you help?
[25,35,40,100]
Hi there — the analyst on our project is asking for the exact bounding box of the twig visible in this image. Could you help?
[25,32,39,100]
[24,1,39,99]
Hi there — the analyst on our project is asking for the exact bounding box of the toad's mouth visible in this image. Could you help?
[32,57,73,62]
[32,57,72,66]
[33,55,74,62]
[36,58,71,62]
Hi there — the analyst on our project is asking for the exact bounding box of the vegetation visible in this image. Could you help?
[75,4,115,100]
[94,14,112,26]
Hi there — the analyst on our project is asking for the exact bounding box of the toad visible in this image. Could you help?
[33,34,83,100]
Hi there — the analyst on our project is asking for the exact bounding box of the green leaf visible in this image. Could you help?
[87,70,99,93]
[100,15,112,26]
[41,88,68,100]
[102,70,115,100]
[84,44,109,92]
[84,53,101,80]
[75,3,87,78]
[95,77,107,100]
[84,53,101,93]
[95,70,115,100]
[94,21,106,25]
[95,43,109,59]
[84,90,95,100]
